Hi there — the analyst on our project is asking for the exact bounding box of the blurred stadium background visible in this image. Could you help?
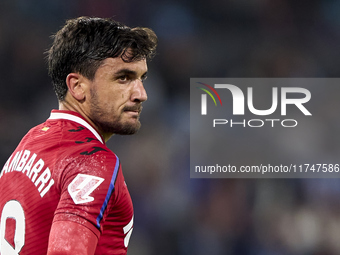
[1,0,340,254]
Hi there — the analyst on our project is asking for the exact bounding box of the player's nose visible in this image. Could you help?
[131,79,147,102]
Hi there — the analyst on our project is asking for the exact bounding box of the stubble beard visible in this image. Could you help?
[90,91,141,135]
[98,118,141,135]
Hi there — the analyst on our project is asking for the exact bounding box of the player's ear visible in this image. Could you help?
[66,73,87,101]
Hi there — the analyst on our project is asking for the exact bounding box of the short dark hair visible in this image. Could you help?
[47,16,158,101]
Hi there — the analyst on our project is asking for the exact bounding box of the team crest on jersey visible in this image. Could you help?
[68,174,104,204]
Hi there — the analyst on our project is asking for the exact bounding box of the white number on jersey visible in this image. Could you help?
[0,200,26,255]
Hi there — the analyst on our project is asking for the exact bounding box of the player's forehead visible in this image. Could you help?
[97,57,148,77]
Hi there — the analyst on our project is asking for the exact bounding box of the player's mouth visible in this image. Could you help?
[123,105,142,116]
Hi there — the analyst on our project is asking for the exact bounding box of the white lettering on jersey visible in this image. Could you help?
[0,150,55,197]
[68,174,104,204]
[8,151,22,173]
[15,150,30,172]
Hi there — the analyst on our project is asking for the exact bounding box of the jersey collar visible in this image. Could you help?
[48,110,104,144]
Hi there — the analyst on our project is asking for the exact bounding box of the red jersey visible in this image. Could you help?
[0,110,134,255]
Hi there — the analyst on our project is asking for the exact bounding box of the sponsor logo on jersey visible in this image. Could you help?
[68,174,104,204]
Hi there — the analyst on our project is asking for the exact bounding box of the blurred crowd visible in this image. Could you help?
[1,0,340,254]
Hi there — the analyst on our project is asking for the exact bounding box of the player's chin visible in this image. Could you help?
[123,113,141,124]
[116,120,141,135]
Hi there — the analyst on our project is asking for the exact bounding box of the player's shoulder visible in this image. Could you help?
[69,137,116,160]
[55,139,120,182]
[66,144,120,186]
[41,110,120,170]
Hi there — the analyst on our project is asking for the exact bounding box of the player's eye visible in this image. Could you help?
[116,75,134,85]
[118,75,128,82]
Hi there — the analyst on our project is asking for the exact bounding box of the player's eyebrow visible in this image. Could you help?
[113,69,148,80]
[114,69,137,77]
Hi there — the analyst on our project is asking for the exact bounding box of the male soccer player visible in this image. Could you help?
[0,16,157,254]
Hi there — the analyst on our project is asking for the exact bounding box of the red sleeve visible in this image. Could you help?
[47,221,98,255]
[53,151,120,237]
